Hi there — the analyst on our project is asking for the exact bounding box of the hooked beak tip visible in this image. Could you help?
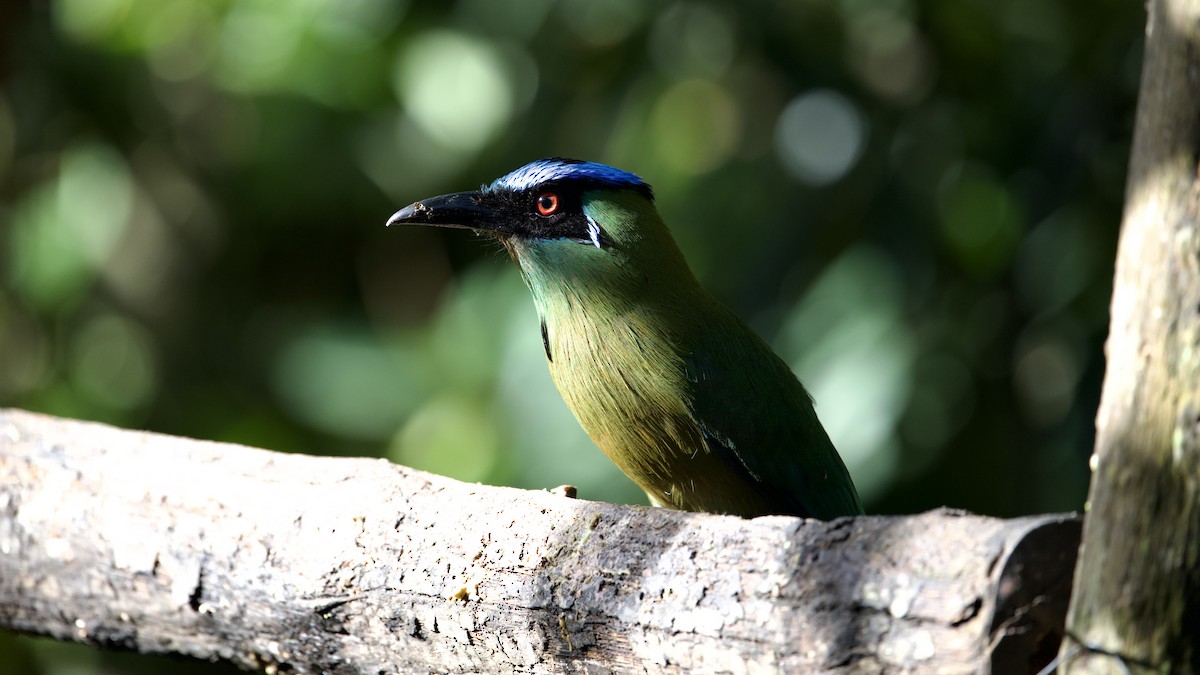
[385,202,426,228]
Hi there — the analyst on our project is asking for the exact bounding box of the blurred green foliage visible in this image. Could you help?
[0,0,1139,671]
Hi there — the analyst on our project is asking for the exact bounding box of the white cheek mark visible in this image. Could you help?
[586,215,603,249]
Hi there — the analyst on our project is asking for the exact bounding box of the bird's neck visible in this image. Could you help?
[510,237,704,345]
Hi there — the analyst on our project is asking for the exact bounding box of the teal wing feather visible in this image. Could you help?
[683,311,864,519]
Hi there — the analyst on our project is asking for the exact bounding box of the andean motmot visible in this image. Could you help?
[387,158,863,519]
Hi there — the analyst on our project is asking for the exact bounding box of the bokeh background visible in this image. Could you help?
[1,0,1140,671]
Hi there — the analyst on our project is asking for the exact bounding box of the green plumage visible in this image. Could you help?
[388,159,863,519]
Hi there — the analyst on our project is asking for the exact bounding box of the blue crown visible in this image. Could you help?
[485,158,652,198]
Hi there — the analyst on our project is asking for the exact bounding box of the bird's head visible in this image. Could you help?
[387,158,694,297]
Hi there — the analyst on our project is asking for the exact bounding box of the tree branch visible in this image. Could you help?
[0,409,1076,673]
[1060,0,1200,671]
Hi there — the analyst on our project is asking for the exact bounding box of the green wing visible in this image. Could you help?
[682,311,864,519]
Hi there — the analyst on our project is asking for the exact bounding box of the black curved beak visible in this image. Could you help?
[386,191,500,233]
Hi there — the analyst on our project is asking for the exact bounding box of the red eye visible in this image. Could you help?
[536,192,559,216]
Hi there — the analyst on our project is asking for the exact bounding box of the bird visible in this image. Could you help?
[387,158,863,519]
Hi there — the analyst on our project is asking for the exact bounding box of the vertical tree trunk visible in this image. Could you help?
[1061,0,1200,672]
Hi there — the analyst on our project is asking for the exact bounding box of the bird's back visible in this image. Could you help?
[678,299,864,518]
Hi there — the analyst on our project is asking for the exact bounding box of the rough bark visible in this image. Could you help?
[1060,0,1200,672]
[0,408,1078,674]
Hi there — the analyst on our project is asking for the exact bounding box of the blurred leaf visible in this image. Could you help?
[9,142,132,310]
[937,164,1024,276]
[271,323,429,440]
[389,392,499,482]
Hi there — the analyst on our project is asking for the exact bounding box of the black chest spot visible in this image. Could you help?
[540,316,553,362]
